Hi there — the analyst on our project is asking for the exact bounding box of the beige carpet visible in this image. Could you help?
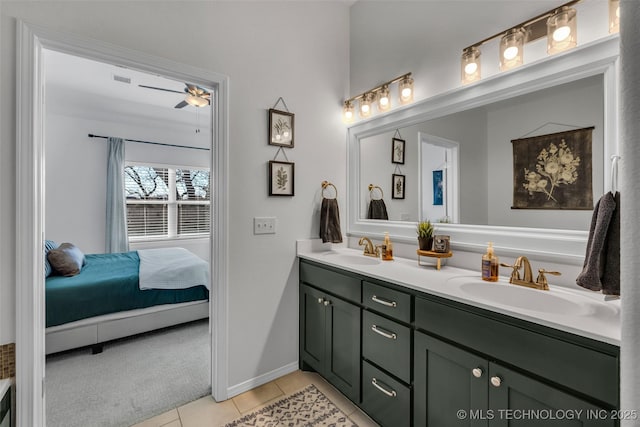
[224,384,358,427]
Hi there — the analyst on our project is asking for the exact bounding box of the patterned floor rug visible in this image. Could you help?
[224,384,358,427]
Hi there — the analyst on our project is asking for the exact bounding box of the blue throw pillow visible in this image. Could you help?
[47,242,85,277]
[44,240,59,278]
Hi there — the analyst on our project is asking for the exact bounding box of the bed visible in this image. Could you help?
[45,247,210,355]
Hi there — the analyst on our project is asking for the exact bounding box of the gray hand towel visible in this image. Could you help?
[576,192,617,292]
[320,198,343,243]
[602,191,620,296]
[367,199,389,220]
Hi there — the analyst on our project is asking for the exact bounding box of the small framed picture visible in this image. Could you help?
[392,137,405,164]
[392,174,405,199]
[269,160,295,196]
[433,235,451,253]
[269,109,294,147]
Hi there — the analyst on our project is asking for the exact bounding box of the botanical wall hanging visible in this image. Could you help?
[511,127,594,210]
[269,160,295,196]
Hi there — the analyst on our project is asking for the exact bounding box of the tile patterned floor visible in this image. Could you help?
[132,370,379,427]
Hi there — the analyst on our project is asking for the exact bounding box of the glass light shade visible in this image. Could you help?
[185,94,208,107]
[377,85,391,112]
[547,7,577,55]
[399,75,414,104]
[343,100,354,123]
[461,47,481,85]
[359,93,374,118]
[500,28,525,71]
[609,0,620,33]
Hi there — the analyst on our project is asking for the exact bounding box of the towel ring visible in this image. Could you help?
[321,181,338,199]
[368,184,384,200]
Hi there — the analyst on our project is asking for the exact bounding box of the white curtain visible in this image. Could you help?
[105,137,129,253]
[620,0,640,423]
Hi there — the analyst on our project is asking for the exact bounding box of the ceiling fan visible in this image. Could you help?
[139,83,211,108]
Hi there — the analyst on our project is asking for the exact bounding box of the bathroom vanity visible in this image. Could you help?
[298,247,620,427]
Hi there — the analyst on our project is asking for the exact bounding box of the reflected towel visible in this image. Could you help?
[367,199,388,220]
[320,198,343,243]
[576,192,619,295]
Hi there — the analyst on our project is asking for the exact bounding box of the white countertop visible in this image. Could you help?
[297,242,621,346]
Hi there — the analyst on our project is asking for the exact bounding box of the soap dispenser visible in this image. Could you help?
[482,242,499,282]
[381,232,394,261]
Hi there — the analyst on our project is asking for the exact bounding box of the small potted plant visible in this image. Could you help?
[417,220,434,251]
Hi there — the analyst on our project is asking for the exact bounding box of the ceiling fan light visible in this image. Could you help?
[185,94,208,108]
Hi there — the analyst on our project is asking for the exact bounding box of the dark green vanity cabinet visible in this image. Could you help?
[298,259,620,427]
[414,296,618,426]
[299,262,361,403]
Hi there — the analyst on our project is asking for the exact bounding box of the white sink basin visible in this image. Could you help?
[320,252,381,266]
[448,278,619,318]
[457,281,587,315]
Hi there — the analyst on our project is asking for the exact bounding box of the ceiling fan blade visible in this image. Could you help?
[139,84,184,94]
[174,100,189,109]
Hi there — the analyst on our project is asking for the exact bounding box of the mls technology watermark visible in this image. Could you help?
[456,409,638,421]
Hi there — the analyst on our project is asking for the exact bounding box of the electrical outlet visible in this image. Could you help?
[254,217,277,235]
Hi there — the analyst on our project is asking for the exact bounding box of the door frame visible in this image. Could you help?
[16,21,230,426]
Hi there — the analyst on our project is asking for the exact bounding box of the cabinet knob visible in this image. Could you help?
[323,300,331,306]
[317,298,324,304]
[472,368,483,378]
[490,376,502,387]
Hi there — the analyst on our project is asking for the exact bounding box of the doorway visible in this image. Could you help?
[16,21,229,427]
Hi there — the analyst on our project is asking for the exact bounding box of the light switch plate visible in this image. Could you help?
[254,217,277,235]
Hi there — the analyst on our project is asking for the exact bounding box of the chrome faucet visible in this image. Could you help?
[501,256,561,291]
[358,237,380,258]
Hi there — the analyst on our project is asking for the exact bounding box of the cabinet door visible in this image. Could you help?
[325,294,361,403]
[300,284,326,373]
[489,363,616,427]
[415,332,489,427]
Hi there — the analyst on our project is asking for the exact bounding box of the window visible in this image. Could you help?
[125,164,210,239]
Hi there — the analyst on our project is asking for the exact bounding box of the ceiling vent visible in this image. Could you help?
[112,74,131,84]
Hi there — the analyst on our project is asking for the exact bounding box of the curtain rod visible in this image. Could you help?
[87,134,210,151]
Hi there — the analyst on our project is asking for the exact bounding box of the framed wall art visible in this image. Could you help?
[392,137,405,164]
[268,109,295,147]
[392,174,405,199]
[511,127,594,210]
[269,160,295,196]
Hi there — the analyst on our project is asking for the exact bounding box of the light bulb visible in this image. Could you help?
[616,6,620,18]
[345,111,353,120]
[283,131,290,138]
[361,104,370,114]
[401,87,412,99]
[553,26,571,42]
[379,97,389,107]
[464,62,478,75]
[275,134,281,141]
[503,46,518,60]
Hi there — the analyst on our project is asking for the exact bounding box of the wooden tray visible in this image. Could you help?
[416,249,453,270]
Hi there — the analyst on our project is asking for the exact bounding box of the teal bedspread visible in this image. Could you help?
[45,251,209,328]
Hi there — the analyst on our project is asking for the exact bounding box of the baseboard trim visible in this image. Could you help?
[226,361,299,399]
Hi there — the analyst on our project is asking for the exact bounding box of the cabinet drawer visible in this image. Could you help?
[362,281,411,323]
[300,260,360,303]
[415,296,619,407]
[363,310,411,383]
[362,361,410,427]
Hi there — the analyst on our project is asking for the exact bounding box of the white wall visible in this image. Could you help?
[350,0,611,102]
[44,110,211,259]
[0,1,350,393]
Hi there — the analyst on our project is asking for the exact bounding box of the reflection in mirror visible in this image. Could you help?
[358,75,604,231]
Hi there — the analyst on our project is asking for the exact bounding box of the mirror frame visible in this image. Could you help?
[347,36,619,265]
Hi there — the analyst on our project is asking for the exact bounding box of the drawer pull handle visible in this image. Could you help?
[317,298,324,304]
[472,368,483,378]
[371,295,397,308]
[490,376,502,387]
[323,300,331,306]
[371,325,397,340]
[372,378,397,397]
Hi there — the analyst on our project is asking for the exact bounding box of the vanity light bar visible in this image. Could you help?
[343,73,413,123]
[461,0,583,85]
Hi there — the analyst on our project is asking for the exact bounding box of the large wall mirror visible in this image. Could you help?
[347,37,619,264]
